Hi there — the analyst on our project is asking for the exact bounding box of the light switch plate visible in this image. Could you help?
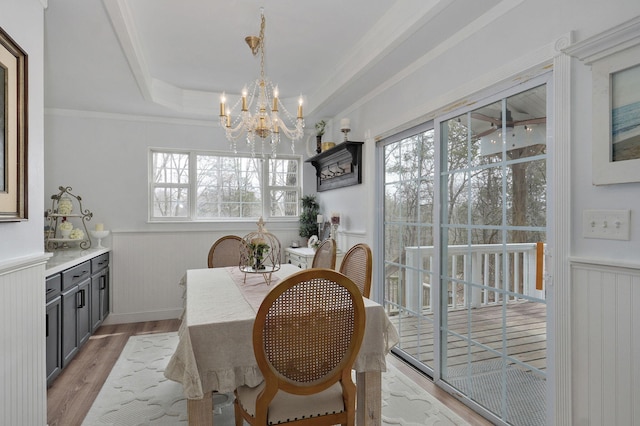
[582,209,631,240]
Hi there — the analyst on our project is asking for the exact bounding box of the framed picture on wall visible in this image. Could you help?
[592,43,640,185]
[0,27,28,221]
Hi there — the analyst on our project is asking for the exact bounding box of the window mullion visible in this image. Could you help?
[190,152,197,220]
[262,159,269,219]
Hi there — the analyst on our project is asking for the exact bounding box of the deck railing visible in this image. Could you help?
[385,243,545,314]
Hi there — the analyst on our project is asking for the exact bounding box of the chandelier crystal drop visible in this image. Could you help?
[219,9,304,156]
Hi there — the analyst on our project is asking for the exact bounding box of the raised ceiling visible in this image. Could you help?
[43,0,504,124]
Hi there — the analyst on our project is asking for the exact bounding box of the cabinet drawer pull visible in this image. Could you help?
[77,289,86,309]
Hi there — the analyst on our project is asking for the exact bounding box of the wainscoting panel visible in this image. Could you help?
[110,228,300,324]
[0,256,48,426]
[111,231,211,324]
[571,260,640,426]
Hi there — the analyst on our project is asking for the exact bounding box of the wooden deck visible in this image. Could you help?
[388,300,547,373]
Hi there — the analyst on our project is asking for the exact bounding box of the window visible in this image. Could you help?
[150,150,301,221]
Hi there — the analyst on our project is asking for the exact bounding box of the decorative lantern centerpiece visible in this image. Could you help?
[240,217,281,284]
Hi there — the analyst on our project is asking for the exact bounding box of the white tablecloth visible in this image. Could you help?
[165,264,399,399]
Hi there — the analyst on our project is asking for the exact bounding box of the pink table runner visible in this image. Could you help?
[226,266,284,311]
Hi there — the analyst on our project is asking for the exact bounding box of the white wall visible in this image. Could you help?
[0,0,48,425]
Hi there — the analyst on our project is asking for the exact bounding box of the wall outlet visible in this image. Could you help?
[582,209,630,240]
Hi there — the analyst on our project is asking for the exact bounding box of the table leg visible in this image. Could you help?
[187,391,213,425]
[356,371,382,425]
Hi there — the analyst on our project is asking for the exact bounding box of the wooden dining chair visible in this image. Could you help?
[234,268,365,426]
[207,235,244,268]
[339,243,373,298]
[311,239,336,269]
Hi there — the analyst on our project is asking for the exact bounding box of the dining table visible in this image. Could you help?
[164,263,399,425]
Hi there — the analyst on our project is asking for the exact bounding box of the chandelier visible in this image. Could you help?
[219,9,305,156]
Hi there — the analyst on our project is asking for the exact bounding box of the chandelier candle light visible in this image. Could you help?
[219,9,305,156]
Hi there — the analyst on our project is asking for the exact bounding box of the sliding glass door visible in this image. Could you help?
[381,124,437,371]
[381,80,549,425]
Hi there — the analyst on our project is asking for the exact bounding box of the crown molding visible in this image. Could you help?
[563,16,640,64]
[45,107,217,127]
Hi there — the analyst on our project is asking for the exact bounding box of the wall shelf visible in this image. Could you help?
[305,141,363,192]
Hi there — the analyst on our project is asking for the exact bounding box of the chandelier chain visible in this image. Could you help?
[259,13,266,83]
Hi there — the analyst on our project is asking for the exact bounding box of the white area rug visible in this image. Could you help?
[83,332,469,425]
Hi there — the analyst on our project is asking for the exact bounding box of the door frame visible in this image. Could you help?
[375,43,573,423]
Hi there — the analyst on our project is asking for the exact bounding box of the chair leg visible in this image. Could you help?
[234,400,244,426]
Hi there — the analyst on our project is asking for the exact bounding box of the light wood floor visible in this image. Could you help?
[47,319,492,426]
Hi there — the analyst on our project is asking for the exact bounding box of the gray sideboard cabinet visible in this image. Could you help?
[46,251,110,386]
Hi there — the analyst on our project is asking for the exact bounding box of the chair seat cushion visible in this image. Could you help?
[236,381,345,424]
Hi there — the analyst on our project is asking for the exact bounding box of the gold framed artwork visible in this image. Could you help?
[0,26,28,221]
[592,43,640,185]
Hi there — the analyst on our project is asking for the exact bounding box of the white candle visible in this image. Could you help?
[272,86,279,111]
[95,223,104,231]
[242,87,248,111]
[219,92,226,116]
[340,118,350,130]
[317,214,323,224]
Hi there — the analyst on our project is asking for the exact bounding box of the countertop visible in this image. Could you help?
[46,247,111,276]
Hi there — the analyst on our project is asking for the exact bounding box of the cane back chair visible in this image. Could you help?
[339,243,373,298]
[311,239,337,269]
[207,235,244,268]
[234,268,366,426]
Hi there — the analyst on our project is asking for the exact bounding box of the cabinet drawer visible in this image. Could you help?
[286,253,308,269]
[46,274,62,302]
[91,253,109,273]
[61,261,91,291]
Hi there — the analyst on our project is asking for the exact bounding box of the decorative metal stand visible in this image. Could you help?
[45,186,93,251]
[239,217,281,285]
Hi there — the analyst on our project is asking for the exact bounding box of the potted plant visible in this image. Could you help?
[314,120,326,154]
[249,238,270,270]
[299,195,320,243]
